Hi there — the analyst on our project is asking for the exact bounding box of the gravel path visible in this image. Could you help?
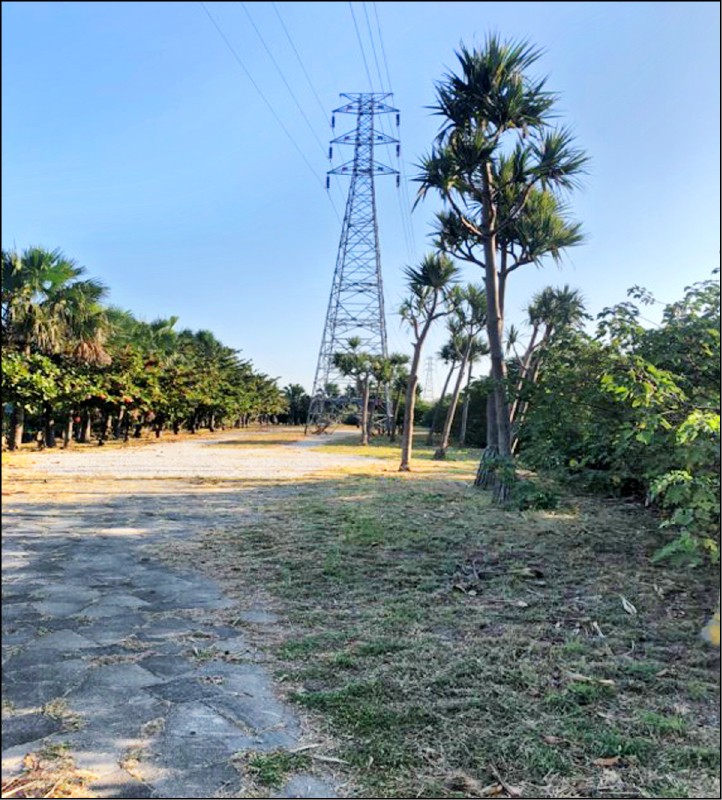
[25,429,384,480]
[2,430,380,798]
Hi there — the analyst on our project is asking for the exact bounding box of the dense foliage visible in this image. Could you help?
[2,246,285,447]
[518,277,720,563]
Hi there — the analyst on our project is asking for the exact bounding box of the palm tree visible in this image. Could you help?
[283,384,308,426]
[2,246,109,448]
[398,253,459,471]
[426,328,463,446]
[417,36,588,500]
[458,336,490,447]
[509,285,588,452]
[333,337,374,445]
[434,283,487,460]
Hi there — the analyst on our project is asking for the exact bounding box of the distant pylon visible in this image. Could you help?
[306,93,400,433]
[422,356,435,403]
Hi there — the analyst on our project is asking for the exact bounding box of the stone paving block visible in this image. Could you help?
[33,600,90,617]
[205,693,292,734]
[77,614,151,644]
[20,629,98,651]
[163,701,253,740]
[3,659,88,707]
[148,678,220,704]
[149,762,243,799]
[155,733,247,772]
[1,713,65,751]
[80,662,163,691]
[136,654,195,680]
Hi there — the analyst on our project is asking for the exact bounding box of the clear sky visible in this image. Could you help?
[2,1,720,394]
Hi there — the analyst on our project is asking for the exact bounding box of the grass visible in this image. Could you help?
[193,441,720,798]
[239,750,312,788]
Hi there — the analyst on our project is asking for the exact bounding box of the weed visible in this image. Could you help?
[242,750,311,788]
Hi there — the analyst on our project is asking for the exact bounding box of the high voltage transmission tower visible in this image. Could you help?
[422,357,435,403]
[306,92,400,433]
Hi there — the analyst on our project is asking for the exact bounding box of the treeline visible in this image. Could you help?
[2,246,285,448]
[424,277,720,563]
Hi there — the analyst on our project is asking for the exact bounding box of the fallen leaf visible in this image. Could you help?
[511,566,545,579]
[542,735,569,745]
[513,600,529,608]
[593,756,627,768]
[620,595,638,615]
[566,671,615,686]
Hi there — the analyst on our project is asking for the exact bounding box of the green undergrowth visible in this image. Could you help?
[201,470,720,798]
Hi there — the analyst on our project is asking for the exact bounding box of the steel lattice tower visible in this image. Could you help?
[306,93,399,432]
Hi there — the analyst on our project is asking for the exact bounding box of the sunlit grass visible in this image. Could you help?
[192,468,720,799]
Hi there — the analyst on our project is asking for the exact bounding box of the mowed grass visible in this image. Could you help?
[193,442,720,797]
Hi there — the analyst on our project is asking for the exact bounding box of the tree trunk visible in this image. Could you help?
[44,405,57,448]
[426,360,456,445]
[63,413,74,449]
[399,372,419,471]
[80,410,92,443]
[480,164,513,502]
[98,410,110,445]
[113,406,126,438]
[475,386,499,489]
[360,379,370,445]
[10,405,25,450]
[434,344,471,460]
[458,361,474,447]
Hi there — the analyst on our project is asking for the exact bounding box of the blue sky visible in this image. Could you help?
[2,1,720,393]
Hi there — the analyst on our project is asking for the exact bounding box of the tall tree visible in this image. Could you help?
[333,337,374,445]
[398,253,459,471]
[434,283,487,460]
[2,246,109,448]
[508,285,588,452]
[458,337,489,447]
[417,36,587,500]
[426,327,463,446]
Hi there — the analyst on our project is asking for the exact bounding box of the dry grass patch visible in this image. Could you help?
[0,744,95,799]
[191,465,719,798]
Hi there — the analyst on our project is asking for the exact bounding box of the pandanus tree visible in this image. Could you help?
[426,326,464,446]
[433,283,487,460]
[416,36,587,500]
[508,285,588,452]
[333,337,374,445]
[458,335,490,447]
[398,252,459,471]
[2,246,110,448]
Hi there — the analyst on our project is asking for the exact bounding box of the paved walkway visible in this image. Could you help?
[2,431,379,798]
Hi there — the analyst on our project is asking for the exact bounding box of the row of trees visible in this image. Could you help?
[2,247,285,449]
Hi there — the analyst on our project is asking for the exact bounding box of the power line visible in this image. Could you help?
[368,2,418,260]
[198,1,341,223]
[372,2,393,95]
[271,2,329,123]
[362,2,386,94]
[240,2,327,158]
[348,2,374,89]
[269,1,346,209]
[354,2,415,262]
